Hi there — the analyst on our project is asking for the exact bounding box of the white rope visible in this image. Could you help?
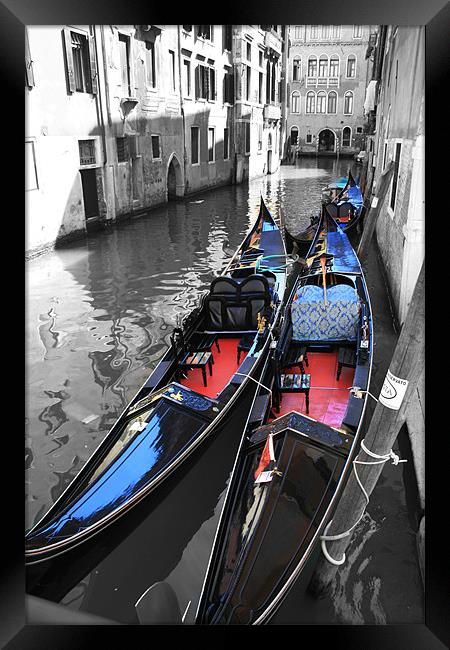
[320,437,407,566]
[234,373,272,398]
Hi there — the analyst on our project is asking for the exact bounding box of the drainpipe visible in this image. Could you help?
[92,25,107,165]
[100,25,112,128]
[177,25,186,196]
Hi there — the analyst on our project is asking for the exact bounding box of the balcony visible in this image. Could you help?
[306,76,340,88]
[264,31,282,57]
[264,103,281,121]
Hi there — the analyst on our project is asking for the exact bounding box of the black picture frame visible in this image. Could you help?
[3,0,447,646]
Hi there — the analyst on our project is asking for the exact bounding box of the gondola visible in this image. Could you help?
[195,210,373,625]
[284,213,322,260]
[321,170,364,233]
[25,197,287,565]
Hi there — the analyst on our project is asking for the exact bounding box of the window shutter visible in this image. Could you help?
[210,68,216,100]
[88,36,98,95]
[62,28,76,93]
[25,29,35,88]
[195,65,200,99]
[204,66,209,99]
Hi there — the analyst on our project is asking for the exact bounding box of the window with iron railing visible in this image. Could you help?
[79,140,96,165]
[116,137,129,163]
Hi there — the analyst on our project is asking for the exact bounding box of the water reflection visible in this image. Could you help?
[26,158,358,620]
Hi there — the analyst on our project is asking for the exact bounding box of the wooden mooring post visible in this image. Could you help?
[309,261,424,598]
[357,161,394,262]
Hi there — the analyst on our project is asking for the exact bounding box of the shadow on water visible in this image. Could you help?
[25,158,424,625]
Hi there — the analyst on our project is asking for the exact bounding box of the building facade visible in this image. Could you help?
[233,25,285,182]
[25,25,286,257]
[284,24,371,158]
[361,24,425,580]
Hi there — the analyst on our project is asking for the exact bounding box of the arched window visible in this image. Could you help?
[342,126,352,147]
[306,91,315,113]
[318,55,328,77]
[307,56,317,77]
[329,55,339,77]
[346,55,356,78]
[292,57,301,81]
[327,91,337,113]
[344,91,354,114]
[290,127,298,146]
[316,91,326,113]
[291,91,300,113]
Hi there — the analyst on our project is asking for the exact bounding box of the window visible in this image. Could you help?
[344,91,353,114]
[25,28,35,88]
[246,42,251,61]
[353,25,363,38]
[183,59,191,96]
[145,42,157,88]
[293,26,302,39]
[266,60,271,102]
[316,91,326,113]
[346,55,356,78]
[306,133,313,144]
[390,142,402,212]
[118,33,131,96]
[196,64,216,101]
[62,29,97,94]
[258,71,263,104]
[259,51,263,67]
[331,25,341,38]
[183,25,192,32]
[197,25,212,40]
[191,127,200,164]
[270,63,276,102]
[151,135,161,159]
[246,65,251,101]
[208,128,215,162]
[356,126,363,134]
[223,69,234,103]
[342,127,351,147]
[318,55,328,77]
[79,139,96,165]
[25,140,38,191]
[245,122,250,153]
[169,50,176,91]
[327,91,337,113]
[306,91,315,113]
[310,26,319,39]
[329,55,339,77]
[116,137,129,162]
[223,25,232,51]
[321,25,330,39]
[307,56,317,77]
[292,57,301,81]
[224,127,229,159]
[258,124,263,151]
[290,127,298,146]
[291,91,300,113]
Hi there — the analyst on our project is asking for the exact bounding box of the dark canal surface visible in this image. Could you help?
[25,157,424,625]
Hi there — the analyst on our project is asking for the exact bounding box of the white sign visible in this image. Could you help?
[255,470,274,484]
[371,196,379,208]
[379,369,409,410]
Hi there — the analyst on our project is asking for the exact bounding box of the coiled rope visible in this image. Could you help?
[320,438,407,566]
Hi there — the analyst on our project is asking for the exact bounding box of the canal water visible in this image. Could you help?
[25,157,423,625]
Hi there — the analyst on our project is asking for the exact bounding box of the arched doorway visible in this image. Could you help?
[318,129,336,153]
[167,154,183,201]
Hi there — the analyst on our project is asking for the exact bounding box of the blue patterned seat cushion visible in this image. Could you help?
[291,284,360,341]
